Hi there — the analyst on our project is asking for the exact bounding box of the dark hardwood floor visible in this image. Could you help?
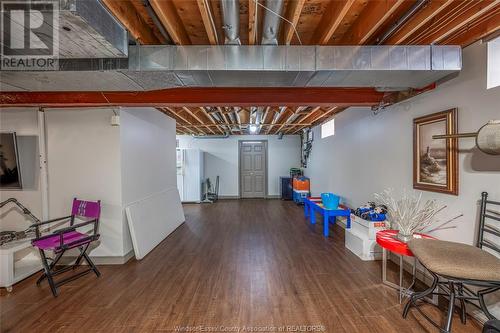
[1,200,482,332]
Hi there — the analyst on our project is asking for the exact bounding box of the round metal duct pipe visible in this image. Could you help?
[221,0,241,45]
[261,0,285,45]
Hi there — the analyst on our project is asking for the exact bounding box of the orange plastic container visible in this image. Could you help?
[293,177,310,191]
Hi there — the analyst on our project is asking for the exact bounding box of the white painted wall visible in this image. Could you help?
[120,107,181,255]
[305,41,500,244]
[45,108,124,257]
[176,135,301,197]
[1,107,181,260]
[304,41,500,318]
[0,108,42,231]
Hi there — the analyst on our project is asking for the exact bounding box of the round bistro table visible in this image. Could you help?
[376,230,435,303]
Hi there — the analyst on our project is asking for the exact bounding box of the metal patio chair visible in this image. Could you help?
[31,198,102,297]
[403,192,500,332]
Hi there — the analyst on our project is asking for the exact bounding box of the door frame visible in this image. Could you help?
[238,140,268,199]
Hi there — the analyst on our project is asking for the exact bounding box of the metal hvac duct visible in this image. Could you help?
[2,45,462,91]
[221,0,241,45]
[261,0,285,45]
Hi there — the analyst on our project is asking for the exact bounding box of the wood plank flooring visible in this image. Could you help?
[0,199,482,332]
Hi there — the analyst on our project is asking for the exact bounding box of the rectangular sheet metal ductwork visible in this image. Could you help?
[59,0,128,58]
[0,0,127,59]
[127,45,461,89]
[0,45,461,91]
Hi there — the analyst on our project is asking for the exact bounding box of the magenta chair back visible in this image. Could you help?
[72,198,101,219]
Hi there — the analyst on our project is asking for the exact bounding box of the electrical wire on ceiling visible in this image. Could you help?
[250,0,303,45]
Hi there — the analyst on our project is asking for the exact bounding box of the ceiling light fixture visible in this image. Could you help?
[249,124,258,134]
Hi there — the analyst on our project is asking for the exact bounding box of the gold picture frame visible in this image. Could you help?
[413,109,458,195]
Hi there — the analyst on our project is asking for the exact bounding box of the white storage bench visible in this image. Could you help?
[0,239,41,292]
[345,214,387,261]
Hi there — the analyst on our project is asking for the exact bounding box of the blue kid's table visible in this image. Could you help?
[304,197,351,237]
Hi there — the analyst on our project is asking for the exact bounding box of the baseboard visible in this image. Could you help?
[217,195,281,200]
[218,196,241,200]
[59,249,134,265]
[93,250,134,265]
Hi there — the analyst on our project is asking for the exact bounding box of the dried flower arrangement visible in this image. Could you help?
[375,188,462,242]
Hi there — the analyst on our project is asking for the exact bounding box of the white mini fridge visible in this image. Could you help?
[176,148,204,203]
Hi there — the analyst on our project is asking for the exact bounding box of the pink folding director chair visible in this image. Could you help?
[31,198,101,296]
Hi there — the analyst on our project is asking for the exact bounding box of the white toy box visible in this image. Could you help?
[345,214,387,261]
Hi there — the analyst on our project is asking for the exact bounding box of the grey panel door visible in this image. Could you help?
[240,141,267,198]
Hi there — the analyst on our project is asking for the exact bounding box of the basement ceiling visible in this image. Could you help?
[76,0,500,135]
[102,0,500,48]
[1,0,498,136]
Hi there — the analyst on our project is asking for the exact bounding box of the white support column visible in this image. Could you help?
[37,108,49,221]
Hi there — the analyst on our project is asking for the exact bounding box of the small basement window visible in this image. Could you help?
[487,36,500,89]
[321,118,335,139]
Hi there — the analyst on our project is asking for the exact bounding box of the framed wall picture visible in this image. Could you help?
[413,109,458,195]
[0,132,23,189]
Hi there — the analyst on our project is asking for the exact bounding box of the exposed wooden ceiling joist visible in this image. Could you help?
[287,106,321,134]
[282,0,306,45]
[312,0,356,44]
[149,0,191,44]
[340,0,407,45]
[199,107,225,134]
[182,106,216,134]
[129,0,169,43]
[443,8,500,47]
[183,122,312,128]
[101,0,498,48]
[410,0,499,45]
[197,0,220,44]
[384,0,455,45]
[266,106,285,134]
[310,106,344,127]
[239,108,250,124]
[101,0,162,44]
[161,107,198,134]
[248,0,258,45]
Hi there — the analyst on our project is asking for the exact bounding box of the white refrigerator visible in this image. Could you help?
[176,148,204,203]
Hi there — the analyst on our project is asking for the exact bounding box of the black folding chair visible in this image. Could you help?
[31,198,101,297]
[403,192,500,332]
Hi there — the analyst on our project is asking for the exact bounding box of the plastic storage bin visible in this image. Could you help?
[293,190,310,204]
[321,193,340,210]
[293,177,310,191]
